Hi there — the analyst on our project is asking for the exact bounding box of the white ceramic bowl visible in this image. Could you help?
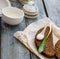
[2,7,24,25]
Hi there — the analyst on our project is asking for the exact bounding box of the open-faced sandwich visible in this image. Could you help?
[35,24,60,59]
[14,18,60,59]
[35,26,55,57]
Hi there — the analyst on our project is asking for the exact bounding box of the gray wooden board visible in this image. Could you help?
[9,0,18,2]
[44,0,60,59]
[1,19,30,59]
[1,0,46,59]
[27,0,46,59]
[44,0,60,28]
[1,1,30,59]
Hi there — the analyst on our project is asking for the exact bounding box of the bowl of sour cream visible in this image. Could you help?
[2,7,24,25]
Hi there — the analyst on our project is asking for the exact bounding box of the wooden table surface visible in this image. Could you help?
[1,0,60,59]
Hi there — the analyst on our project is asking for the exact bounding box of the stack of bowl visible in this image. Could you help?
[23,4,38,18]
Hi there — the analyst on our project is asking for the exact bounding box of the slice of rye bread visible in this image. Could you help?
[35,26,55,57]
[55,40,60,59]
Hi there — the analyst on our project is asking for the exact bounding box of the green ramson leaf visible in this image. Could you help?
[38,32,50,53]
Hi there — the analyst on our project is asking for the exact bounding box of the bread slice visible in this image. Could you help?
[35,27,55,57]
[55,40,60,59]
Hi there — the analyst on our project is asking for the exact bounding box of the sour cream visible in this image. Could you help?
[37,33,44,40]
[2,7,24,25]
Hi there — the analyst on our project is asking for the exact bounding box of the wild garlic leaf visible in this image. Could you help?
[38,34,49,53]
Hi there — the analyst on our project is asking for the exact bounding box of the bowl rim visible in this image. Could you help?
[23,4,38,13]
[2,7,24,19]
[0,0,11,16]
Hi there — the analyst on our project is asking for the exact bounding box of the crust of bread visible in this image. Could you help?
[55,40,60,59]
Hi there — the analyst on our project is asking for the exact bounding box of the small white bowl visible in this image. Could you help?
[2,7,24,25]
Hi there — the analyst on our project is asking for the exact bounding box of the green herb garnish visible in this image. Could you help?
[38,27,51,53]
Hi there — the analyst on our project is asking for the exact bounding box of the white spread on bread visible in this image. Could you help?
[37,23,51,40]
[37,34,44,40]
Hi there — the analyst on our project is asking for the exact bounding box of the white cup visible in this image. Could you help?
[2,7,24,25]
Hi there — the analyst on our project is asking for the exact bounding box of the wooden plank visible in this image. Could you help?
[1,0,46,59]
[44,0,60,27]
[9,0,18,2]
[0,17,1,59]
[1,20,30,59]
[28,0,46,24]
[10,1,23,8]
[1,1,30,59]
[27,0,46,59]
[43,0,60,59]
